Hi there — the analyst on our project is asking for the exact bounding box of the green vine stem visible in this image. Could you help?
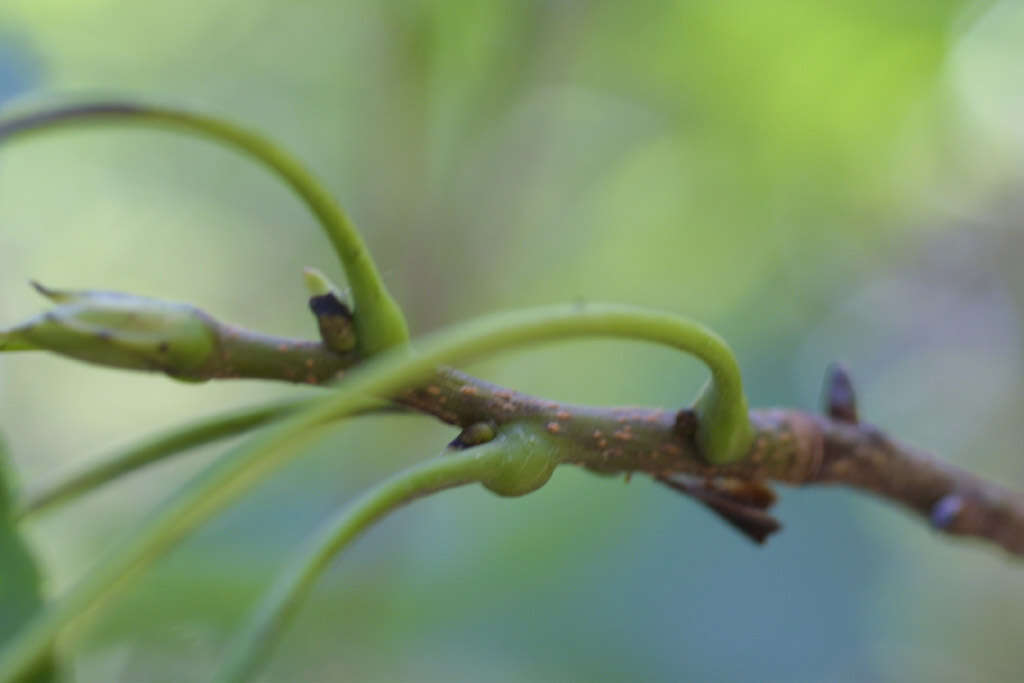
[17,398,403,520]
[0,303,752,681]
[17,397,310,520]
[0,101,409,355]
[393,304,753,465]
[213,426,558,683]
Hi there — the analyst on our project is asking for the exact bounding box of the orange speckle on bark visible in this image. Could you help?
[546,422,562,434]
[660,442,683,457]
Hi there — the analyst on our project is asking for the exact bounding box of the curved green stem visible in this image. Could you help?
[16,397,315,520]
[404,304,752,465]
[17,396,405,520]
[212,442,511,683]
[0,303,750,681]
[0,101,409,355]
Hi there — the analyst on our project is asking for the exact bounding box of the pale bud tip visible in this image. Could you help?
[302,267,334,297]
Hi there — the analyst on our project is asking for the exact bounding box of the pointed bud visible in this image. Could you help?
[0,283,217,379]
[448,421,497,450]
[302,268,338,298]
[823,362,858,424]
[303,267,356,353]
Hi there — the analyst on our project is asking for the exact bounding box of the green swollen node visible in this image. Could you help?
[478,423,560,497]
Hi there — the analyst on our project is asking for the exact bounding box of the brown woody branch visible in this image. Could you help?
[11,285,1021,555]
[397,367,1024,556]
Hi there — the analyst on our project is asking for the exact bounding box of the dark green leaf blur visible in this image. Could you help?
[0,436,55,682]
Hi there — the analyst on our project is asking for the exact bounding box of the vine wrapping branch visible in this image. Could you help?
[6,289,1022,555]
[2,97,1022,683]
[0,301,762,681]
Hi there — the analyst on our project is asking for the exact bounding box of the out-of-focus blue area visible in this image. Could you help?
[1,2,1023,681]
[0,31,39,105]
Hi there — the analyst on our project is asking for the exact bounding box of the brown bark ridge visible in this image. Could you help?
[398,367,1024,557]
[12,290,1021,556]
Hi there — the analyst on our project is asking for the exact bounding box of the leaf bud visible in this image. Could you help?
[0,282,217,379]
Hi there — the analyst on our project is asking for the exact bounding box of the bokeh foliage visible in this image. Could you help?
[1,1,1022,680]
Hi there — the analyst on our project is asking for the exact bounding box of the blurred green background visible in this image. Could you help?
[2,1,1023,681]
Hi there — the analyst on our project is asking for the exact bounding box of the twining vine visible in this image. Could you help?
[0,101,1020,683]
